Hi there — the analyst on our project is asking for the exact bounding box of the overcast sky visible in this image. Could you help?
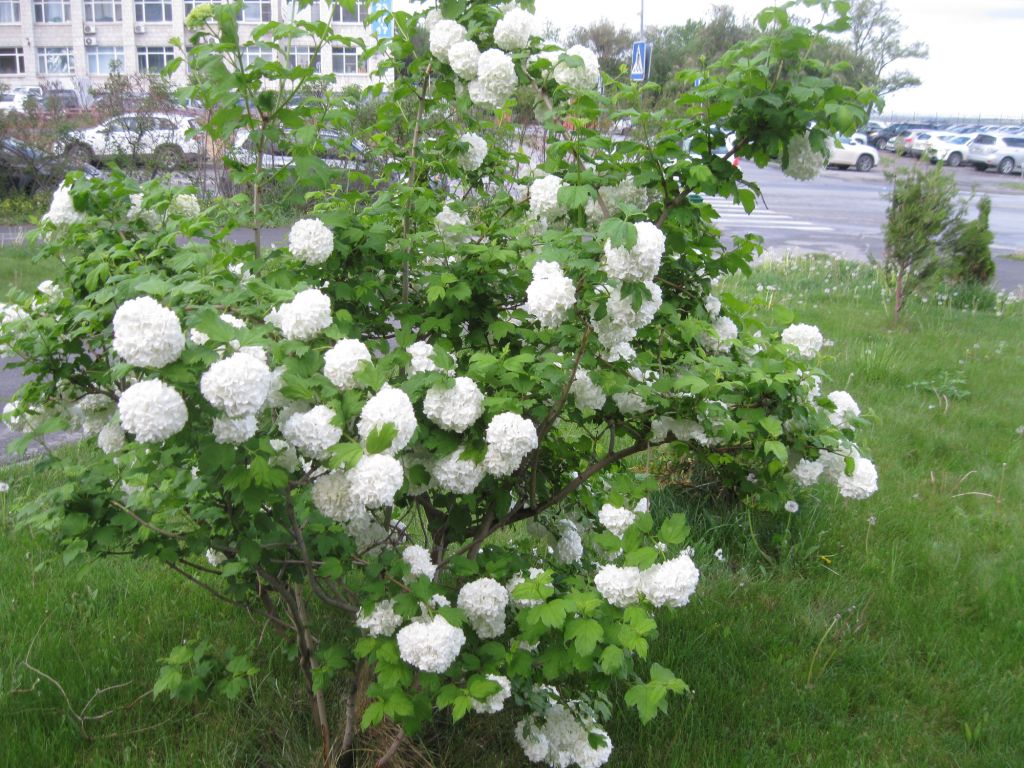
[527,0,1024,119]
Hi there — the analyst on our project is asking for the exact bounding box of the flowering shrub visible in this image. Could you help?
[0,1,879,764]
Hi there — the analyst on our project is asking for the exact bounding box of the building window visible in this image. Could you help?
[84,0,122,22]
[288,44,319,70]
[331,45,366,74]
[137,45,175,72]
[135,0,171,22]
[37,47,75,74]
[0,0,20,24]
[0,47,25,74]
[332,1,368,23]
[34,0,71,23]
[183,0,221,13]
[238,0,270,23]
[241,45,274,66]
[87,46,125,75]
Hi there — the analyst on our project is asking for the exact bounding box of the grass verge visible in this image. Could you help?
[0,243,59,294]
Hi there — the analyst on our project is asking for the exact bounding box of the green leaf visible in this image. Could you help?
[599,645,624,675]
[625,681,666,724]
[764,440,788,462]
[658,513,690,546]
[535,598,569,629]
[558,184,595,210]
[365,423,398,455]
[565,618,604,656]
[598,218,638,249]
[759,416,783,437]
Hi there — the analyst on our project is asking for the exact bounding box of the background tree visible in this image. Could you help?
[565,18,634,79]
[845,0,927,109]
[945,195,995,285]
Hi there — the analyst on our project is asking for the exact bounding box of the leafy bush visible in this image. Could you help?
[0,1,879,765]
[945,195,995,285]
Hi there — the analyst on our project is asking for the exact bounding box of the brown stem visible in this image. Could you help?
[375,730,405,768]
[292,586,331,767]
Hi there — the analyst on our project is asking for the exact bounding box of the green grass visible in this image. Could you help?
[0,243,60,294]
[3,256,1024,766]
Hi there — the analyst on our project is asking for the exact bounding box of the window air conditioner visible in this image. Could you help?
[83,24,96,34]
[84,36,96,45]
[134,23,146,33]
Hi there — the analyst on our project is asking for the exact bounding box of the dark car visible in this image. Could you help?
[871,122,935,151]
[0,137,102,195]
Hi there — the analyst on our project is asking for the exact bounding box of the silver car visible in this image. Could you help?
[967,134,1024,174]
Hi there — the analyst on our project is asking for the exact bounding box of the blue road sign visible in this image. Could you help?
[370,0,394,39]
[630,41,647,82]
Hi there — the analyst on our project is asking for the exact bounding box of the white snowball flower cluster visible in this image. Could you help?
[457,577,509,639]
[396,615,465,674]
[431,449,485,494]
[429,19,466,63]
[781,323,825,359]
[612,391,649,416]
[516,703,613,768]
[112,296,185,369]
[200,352,272,417]
[704,315,738,353]
[569,368,606,411]
[312,470,364,523]
[553,44,601,90]
[212,414,257,444]
[493,7,538,50]
[554,519,583,564]
[267,288,332,341]
[205,548,226,567]
[651,417,711,447]
[598,503,635,537]
[507,567,546,607]
[602,221,665,282]
[1,400,44,434]
[586,176,649,222]
[471,674,512,714]
[592,280,662,353]
[356,599,404,638]
[435,204,470,240]
[403,544,437,580]
[448,39,480,79]
[348,453,404,508]
[42,184,83,226]
[36,279,62,303]
[640,552,700,608]
[469,49,517,108]
[792,458,824,486]
[827,390,861,428]
[524,260,576,329]
[68,394,113,435]
[118,379,188,443]
[423,376,485,433]
[528,174,565,221]
[704,294,722,318]
[169,193,200,219]
[821,446,878,499]
[407,340,452,375]
[288,218,334,265]
[323,338,372,390]
[357,385,417,454]
[97,420,125,454]
[483,412,538,476]
[783,133,825,181]
[281,404,342,459]
[127,193,160,227]
[420,7,442,31]
[457,132,488,172]
[594,564,642,607]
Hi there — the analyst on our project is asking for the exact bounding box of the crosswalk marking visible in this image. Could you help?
[707,198,835,233]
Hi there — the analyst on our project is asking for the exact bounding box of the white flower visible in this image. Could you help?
[507,567,546,607]
[612,391,648,416]
[407,340,451,375]
[169,193,201,219]
[515,718,551,763]
[448,39,481,79]
[783,133,825,181]
[323,338,372,391]
[0,482,8,493]
[348,453,404,508]
[312,470,365,523]
[784,499,800,513]
[594,564,642,607]
[97,420,125,454]
[42,184,83,226]
[200,352,272,417]
[713,548,725,562]
[704,294,722,318]
[288,218,334,265]
[205,548,226,567]
[524,260,576,329]
[118,380,188,443]
[602,221,665,282]
[528,174,565,221]
[267,288,332,341]
[457,577,509,639]
[356,599,404,638]
[781,323,824,359]
[598,503,634,537]
[553,44,601,90]
[483,412,538,476]
[429,19,467,63]
[792,458,824,486]
[517,703,613,768]
[423,377,485,433]
[586,176,649,222]
[554,519,583,565]
[357,385,417,455]
[457,132,488,172]
[837,453,878,500]
[640,552,700,608]
[570,369,606,411]
[592,281,662,352]
[212,413,257,444]
[68,394,113,436]
[403,544,437,580]
[827,390,861,428]
[421,7,442,31]
[269,438,302,472]
[35,280,62,302]
[281,405,342,459]
[705,315,738,353]
[431,449,485,494]
[471,674,512,714]
[493,7,538,50]
[396,615,465,674]
[112,296,185,369]
[468,49,517,108]
[435,204,470,239]
[2,401,44,433]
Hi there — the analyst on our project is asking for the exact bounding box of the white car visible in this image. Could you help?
[231,128,368,172]
[61,113,201,167]
[827,137,879,171]
[924,134,974,167]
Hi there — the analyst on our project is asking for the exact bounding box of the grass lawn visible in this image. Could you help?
[0,243,59,293]
[2,256,1022,766]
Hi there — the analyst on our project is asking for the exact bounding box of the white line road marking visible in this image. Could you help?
[708,200,835,233]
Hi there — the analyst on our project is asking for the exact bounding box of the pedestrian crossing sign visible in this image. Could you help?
[630,41,648,82]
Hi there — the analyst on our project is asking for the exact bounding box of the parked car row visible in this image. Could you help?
[862,119,1024,175]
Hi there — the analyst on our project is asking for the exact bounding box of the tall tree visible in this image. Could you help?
[847,0,927,104]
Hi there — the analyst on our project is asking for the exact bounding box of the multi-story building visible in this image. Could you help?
[0,0,389,100]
